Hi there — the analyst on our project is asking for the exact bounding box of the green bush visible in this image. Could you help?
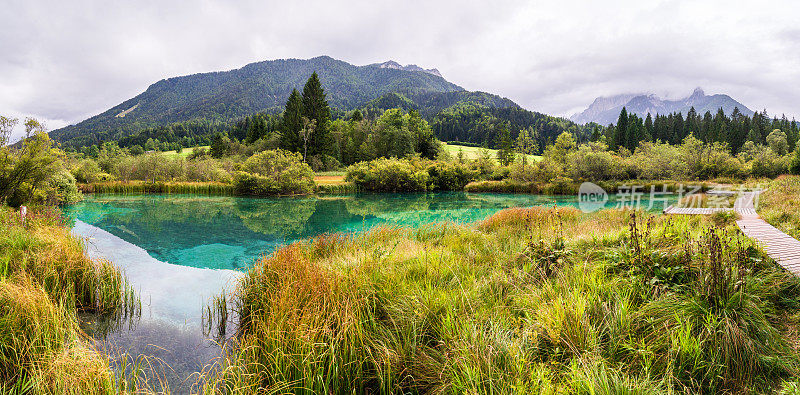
[307,154,342,172]
[345,158,429,192]
[426,161,478,191]
[233,149,315,195]
[749,146,789,178]
[71,159,102,183]
[509,158,562,183]
[567,142,628,181]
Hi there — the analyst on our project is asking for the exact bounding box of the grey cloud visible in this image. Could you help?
[2,0,800,143]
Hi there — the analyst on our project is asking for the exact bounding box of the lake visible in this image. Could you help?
[63,192,673,391]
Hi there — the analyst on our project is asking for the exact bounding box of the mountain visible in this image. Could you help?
[50,56,462,147]
[372,61,443,78]
[571,87,754,125]
[50,56,592,149]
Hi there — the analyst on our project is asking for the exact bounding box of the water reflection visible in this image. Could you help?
[64,192,674,392]
[66,192,644,271]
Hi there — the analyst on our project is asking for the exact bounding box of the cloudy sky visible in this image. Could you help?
[3,0,800,142]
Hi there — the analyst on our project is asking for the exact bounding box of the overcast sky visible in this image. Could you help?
[3,0,800,142]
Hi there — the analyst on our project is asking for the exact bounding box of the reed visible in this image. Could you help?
[0,206,139,392]
[79,181,234,195]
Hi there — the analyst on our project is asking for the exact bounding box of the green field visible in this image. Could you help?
[442,142,542,162]
[160,145,209,158]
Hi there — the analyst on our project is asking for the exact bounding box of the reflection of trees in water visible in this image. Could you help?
[233,197,317,238]
[343,193,431,219]
[85,196,233,230]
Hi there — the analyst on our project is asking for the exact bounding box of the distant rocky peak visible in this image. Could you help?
[688,87,706,100]
[376,60,442,78]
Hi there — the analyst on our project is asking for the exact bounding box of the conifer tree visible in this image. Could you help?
[301,72,332,156]
[281,89,304,152]
[614,107,628,150]
[496,127,515,166]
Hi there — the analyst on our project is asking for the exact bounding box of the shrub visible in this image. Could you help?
[307,154,342,172]
[47,170,82,205]
[749,146,789,178]
[233,149,315,195]
[345,158,429,192]
[567,143,627,181]
[509,158,562,183]
[71,159,102,183]
[112,154,184,182]
[426,161,478,191]
[629,141,687,179]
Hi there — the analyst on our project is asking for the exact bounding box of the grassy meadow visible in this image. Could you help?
[759,175,800,239]
[203,205,800,393]
[442,142,542,163]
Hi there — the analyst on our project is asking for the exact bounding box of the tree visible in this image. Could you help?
[408,110,440,159]
[0,120,60,206]
[549,131,576,164]
[614,107,628,150]
[0,116,18,146]
[210,133,231,158]
[515,127,537,155]
[301,72,332,156]
[766,129,789,156]
[298,117,316,162]
[24,118,45,139]
[790,144,800,175]
[281,89,304,152]
[496,127,515,166]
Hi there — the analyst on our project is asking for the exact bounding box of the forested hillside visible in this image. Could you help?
[50,56,594,151]
[50,56,462,147]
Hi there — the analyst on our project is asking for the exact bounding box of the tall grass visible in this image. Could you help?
[0,206,139,392]
[205,205,800,393]
[760,175,800,239]
[79,180,234,195]
[465,179,712,195]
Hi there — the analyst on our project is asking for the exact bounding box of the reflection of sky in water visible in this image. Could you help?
[64,192,675,392]
[64,192,674,271]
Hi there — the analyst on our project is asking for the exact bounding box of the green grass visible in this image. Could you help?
[0,206,139,393]
[79,181,234,195]
[759,175,800,239]
[205,206,800,393]
[443,142,542,163]
[159,145,209,159]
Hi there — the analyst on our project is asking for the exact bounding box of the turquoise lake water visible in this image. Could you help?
[63,192,675,391]
[64,192,674,272]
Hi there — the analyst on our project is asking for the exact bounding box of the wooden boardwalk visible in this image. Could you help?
[665,191,800,275]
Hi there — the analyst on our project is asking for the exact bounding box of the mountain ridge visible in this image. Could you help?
[49,56,464,146]
[571,87,754,125]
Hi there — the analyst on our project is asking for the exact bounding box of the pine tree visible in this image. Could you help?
[496,127,515,166]
[301,72,332,156]
[644,113,654,142]
[615,107,628,150]
[281,89,304,152]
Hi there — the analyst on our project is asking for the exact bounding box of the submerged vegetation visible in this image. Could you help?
[205,207,800,393]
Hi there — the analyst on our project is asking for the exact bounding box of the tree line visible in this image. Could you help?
[605,106,799,154]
